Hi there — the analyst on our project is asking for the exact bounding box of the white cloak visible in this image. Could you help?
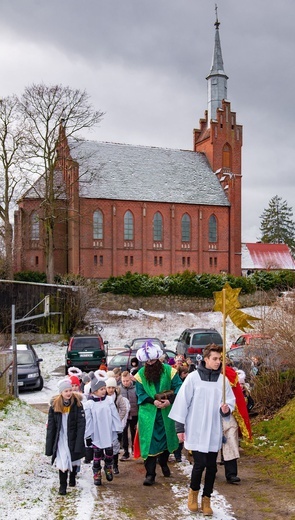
[84,396,123,449]
[169,370,236,453]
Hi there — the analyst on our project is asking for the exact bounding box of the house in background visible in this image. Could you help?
[242,243,295,275]
[14,15,243,280]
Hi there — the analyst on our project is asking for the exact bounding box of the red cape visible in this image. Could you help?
[225,365,252,442]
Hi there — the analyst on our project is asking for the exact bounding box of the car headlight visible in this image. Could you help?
[28,372,39,378]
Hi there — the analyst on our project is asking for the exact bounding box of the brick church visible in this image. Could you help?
[14,16,243,280]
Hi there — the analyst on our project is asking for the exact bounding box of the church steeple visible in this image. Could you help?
[206,5,228,124]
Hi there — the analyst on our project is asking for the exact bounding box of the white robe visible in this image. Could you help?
[55,413,72,472]
[84,396,123,449]
[169,370,236,453]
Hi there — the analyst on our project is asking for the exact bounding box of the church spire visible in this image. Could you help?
[206,4,228,124]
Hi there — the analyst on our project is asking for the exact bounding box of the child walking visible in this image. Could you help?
[106,375,130,474]
[84,373,123,486]
[45,379,86,495]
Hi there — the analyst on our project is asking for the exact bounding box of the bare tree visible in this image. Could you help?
[0,96,26,279]
[18,83,104,283]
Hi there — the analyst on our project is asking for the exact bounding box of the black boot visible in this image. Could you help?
[59,470,68,495]
[113,454,119,475]
[69,466,77,487]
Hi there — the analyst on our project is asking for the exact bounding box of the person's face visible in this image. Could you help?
[93,386,107,397]
[204,351,221,370]
[121,376,132,387]
[106,386,116,396]
[61,388,73,400]
[71,384,80,392]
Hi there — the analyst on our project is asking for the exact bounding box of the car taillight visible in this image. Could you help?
[68,339,73,351]
[188,347,202,354]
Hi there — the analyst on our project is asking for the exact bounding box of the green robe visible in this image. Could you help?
[135,364,182,460]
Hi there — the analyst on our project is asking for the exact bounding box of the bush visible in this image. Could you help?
[14,271,47,283]
[251,368,295,417]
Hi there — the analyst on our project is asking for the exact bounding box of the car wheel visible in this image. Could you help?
[36,376,44,391]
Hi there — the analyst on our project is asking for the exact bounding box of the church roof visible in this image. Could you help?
[68,139,230,207]
[242,243,295,271]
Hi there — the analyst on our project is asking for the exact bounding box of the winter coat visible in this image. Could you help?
[45,394,86,465]
[120,382,138,418]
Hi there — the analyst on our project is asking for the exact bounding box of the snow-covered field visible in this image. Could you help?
[0,305,267,519]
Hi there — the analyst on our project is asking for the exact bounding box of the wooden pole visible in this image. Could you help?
[222,287,226,404]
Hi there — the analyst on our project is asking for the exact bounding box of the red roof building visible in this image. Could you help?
[242,243,295,273]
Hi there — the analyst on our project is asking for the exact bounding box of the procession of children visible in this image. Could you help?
[45,341,253,516]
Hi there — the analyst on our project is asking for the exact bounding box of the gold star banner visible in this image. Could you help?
[213,283,260,332]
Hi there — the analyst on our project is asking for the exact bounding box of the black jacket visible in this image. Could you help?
[45,395,86,464]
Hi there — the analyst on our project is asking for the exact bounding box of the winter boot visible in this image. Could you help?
[58,470,68,495]
[113,454,119,475]
[201,496,213,516]
[69,466,77,487]
[105,466,113,482]
[187,488,199,512]
[93,470,102,486]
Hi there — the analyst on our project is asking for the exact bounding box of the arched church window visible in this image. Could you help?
[153,212,163,241]
[93,210,103,239]
[124,210,134,240]
[209,215,217,243]
[181,213,191,242]
[31,211,39,240]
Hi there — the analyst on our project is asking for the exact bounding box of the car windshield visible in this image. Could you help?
[192,333,221,345]
[110,354,129,366]
[17,351,35,365]
[71,338,100,351]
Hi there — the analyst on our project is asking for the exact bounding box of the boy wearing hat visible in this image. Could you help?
[83,373,123,486]
[45,379,85,495]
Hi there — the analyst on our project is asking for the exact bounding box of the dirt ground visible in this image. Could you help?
[33,401,295,520]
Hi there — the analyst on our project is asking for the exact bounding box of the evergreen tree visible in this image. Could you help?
[259,196,295,254]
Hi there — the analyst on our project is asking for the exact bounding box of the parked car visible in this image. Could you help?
[65,333,108,375]
[9,343,43,391]
[226,343,287,377]
[175,328,223,364]
[108,337,176,371]
[230,333,271,350]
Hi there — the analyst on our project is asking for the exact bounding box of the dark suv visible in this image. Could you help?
[65,334,108,375]
[9,343,43,391]
[175,328,223,363]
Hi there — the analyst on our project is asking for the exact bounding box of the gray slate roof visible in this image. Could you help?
[69,139,230,207]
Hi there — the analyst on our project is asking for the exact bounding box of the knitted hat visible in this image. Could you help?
[90,371,106,392]
[136,339,163,363]
[69,375,80,387]
[106,370,115,378]
[58,379,72,393]
[93,369,108,382]
[81,372,91,384]
[106,377,117,388]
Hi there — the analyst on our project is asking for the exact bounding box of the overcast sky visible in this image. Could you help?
[0,0,294,243]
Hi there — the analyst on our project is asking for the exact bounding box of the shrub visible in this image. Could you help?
[251,368,295,417]
[14,271,47,283]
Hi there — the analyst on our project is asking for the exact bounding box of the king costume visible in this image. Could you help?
[134,341,182,485]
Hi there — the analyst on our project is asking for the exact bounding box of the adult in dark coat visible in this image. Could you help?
[45,379,86,495]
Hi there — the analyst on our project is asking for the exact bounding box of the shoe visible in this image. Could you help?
[113,466,119,475]
[84,458,92,464]
[174,457,182,463]
[227,476,241,484]
[120,453,130,461]
[93,472,102,486]
[143,475,155,486]
[161,465,171,477]
[105,467,113,482]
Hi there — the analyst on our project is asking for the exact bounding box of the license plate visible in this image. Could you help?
[18,381,24,386]
[81,353,93,358]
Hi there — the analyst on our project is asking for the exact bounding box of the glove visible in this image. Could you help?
[86,437,93,447]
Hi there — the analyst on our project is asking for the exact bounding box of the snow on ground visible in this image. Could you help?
[0,305,269,519]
